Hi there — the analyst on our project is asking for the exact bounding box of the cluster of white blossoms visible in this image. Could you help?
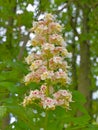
[23,13,72,110]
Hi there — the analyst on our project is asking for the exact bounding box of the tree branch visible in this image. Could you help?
[17,34,29,61]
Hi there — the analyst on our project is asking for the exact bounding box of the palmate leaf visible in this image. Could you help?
[7,121,30,130]
[85,124,98,130]
[0,82,18,94]
[65,115,90,129]
[7,106,35,130]
[71,90,88,115]
[0,106,7,119]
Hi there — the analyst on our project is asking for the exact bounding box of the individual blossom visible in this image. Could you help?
[55,69,68,78]
[29,21,38,32]
[52,56,63,64]
[42,43,55,52]
[36,65,47,74]
[31,35,46,47]
[49,34,64,45]
[40,84,54,95]
[48,22,62,34]
[49,56,69,71]
[54,69,69,85]
[25,53,34,65]
[44,13,54,24]
[53,47,69,57]
[41,71,54,81]
[38,20,46,26]
[40,84,47,94]
[29,90,41,99]
[29,60,43,71]
[22,96,33,107]
[25,66,48,83]
[24,72,34,85]
[41,43,55,58]
[35,24,48,35]
[25,53,42,65]
[24,72,40,84]
[34,24,43,34]
[53,90,72,109]
[22,89,45,107]
[41,97,57,109]
[30,20,47,34]
[49,56,66,70]
[53,90,72,101]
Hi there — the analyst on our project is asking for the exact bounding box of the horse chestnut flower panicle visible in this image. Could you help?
[22,13,72,110]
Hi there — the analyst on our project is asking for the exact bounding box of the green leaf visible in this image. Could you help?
[0,106,7,119]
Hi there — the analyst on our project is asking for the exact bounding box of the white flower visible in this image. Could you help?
[42,43,55,51]
[30,60,43,70]
[23,13,72,110]
[41,71,54,80]
[40,84,47,93]
[29,90,41,99]
[24,72,34,84]
[53,56,62,64]
[44,13,54,22]
[42,97,57,109]
[25,53,34,64]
